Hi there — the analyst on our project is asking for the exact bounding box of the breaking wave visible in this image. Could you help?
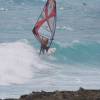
[0,40,50,85]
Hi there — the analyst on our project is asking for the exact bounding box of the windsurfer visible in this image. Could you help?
[32,0,57,55]
[40,36,49,54]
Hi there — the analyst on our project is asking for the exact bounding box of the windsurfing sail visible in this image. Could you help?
[32,0,57,48]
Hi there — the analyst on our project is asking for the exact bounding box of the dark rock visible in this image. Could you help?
[2,88,100,100]
[3,98,18,100]
[79,87,85,91]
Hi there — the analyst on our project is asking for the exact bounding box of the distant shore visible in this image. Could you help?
[3,87,100,100]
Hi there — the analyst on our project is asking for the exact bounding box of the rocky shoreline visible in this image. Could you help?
[2,88,100,100]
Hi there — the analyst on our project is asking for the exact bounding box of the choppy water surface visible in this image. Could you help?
[0,0,100,98]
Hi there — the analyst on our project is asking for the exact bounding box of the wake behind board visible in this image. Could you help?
[47,48,56,55]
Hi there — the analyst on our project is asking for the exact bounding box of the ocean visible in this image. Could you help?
[0,0,100,98]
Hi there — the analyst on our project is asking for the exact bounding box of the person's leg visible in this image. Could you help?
[39,46,45,55]
[41,47,44,54]
[46,46,49,52]
[39,47,42,55]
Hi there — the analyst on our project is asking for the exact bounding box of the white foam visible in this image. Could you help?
[0,8,8,11]
[0,40,49,85]
[56,26,73,31]
[59,7,65,10]
[72,40,80,44]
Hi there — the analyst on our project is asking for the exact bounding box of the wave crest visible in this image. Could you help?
[0,40,49,85]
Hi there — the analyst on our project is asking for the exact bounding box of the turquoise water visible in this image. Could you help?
[0,0,100,98]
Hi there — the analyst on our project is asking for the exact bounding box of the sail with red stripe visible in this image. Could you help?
[32,0,57,48]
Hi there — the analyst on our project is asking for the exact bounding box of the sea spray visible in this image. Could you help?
[0,40,50,85]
